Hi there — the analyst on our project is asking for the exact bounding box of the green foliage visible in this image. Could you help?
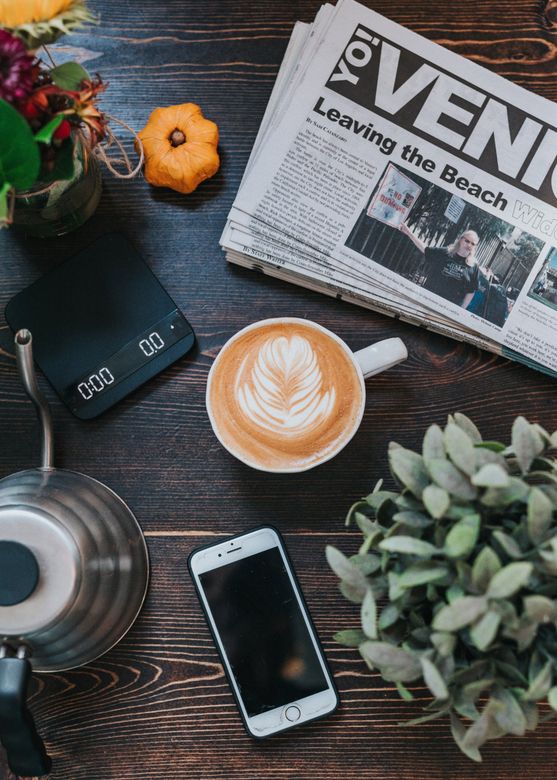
[0,99,42,225]
[50,62,91,91]
[330,414,557,761]
[34,116,64,144]
[0,99,40,184]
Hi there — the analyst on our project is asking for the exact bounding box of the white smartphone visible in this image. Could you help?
[188,526,338,737]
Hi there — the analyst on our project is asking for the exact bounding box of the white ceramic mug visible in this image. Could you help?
[206,317,407,473]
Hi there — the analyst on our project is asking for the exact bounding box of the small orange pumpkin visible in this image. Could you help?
[137,103,219,194]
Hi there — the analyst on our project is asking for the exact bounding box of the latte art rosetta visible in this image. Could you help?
[236,335,336,435]
[207,319,364,471]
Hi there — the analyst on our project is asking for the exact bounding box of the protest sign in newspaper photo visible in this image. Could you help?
[365,163,421,227]
[221,0,557,378]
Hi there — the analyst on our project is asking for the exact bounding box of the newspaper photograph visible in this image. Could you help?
[347,160,545,328]
[221,0,557,377]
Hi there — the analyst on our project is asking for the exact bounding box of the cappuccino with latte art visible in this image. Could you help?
[207,318,407,472]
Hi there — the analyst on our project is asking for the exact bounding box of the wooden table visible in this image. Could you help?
[2,1,557,778]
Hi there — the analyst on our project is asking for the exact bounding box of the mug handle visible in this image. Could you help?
[353,337,408,379]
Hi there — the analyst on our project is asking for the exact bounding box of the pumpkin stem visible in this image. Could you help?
[170,129,186,147]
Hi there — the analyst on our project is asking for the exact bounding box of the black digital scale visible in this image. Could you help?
[5,233,195,419]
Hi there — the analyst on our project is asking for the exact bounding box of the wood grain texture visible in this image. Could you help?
[1,0,557,778]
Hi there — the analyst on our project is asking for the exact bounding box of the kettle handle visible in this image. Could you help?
[0,648,52,777]
[15,330,54,470]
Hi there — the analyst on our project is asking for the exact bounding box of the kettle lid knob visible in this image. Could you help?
[0,542,39,606]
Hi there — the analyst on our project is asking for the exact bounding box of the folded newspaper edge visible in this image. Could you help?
[222,0,557,380]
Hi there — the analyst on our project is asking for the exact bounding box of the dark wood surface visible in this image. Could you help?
[2,1,557,777]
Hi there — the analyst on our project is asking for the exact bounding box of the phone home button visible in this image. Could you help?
[284,705,301,722]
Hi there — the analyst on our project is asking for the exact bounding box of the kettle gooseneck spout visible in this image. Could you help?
[15,329,54,470]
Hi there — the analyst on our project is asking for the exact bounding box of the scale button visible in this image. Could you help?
[284,705,301,722]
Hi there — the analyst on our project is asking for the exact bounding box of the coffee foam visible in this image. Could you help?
[208,320,363,471]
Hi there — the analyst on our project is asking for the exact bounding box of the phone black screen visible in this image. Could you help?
[199,546,329,716]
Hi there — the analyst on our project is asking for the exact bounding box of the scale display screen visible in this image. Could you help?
[5,233,195,419]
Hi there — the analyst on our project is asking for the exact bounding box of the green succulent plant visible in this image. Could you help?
[327,414,557,762]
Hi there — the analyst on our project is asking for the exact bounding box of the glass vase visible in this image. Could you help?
[13,138,102,238]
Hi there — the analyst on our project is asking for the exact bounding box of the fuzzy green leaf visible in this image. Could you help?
[446,583,465,603]
[339,580,366,604]
[420,657,449,700]
[527,488,554,544]
[521,701,539,731]
[524,661,553,701]
[470,609,501,651]
[471,463,510,488]
[433,596,487,632]
[492,688,527,735]
[333,629,366,647]
[365,490,398,511]
[398,563,448,588]
[444,515,480,559]
[450,712,482,762]
[487,562,533,599]
[361,588,377,640]
[378,604,399,630]
[392,511,432,528]
[512,417,545,474]
[422,484,450,519]
[502,616,539,652]
[461,701,501,754]
[454,413,482,443]
[458,678,494,706]
[422,424,446,463]
[548,687,557,711]
[326,546,367,590]
[359,641,421,682]
[379,536,438,557]
[492,530,522,559]
[388,572,405,602]
[475,447,508,470]
[350,553,381,576]
[389,446,429,498]
[428,458,477,500]
[472,547,502,592]
[445,422,477,476]
[354,511,381,539]
[481,478,530,507]
[431,631,456,657]
[523,595,556,623]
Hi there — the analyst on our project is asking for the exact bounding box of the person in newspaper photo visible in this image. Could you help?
[398,223,480,308]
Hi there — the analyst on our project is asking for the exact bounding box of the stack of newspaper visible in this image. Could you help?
[221,0,557,378]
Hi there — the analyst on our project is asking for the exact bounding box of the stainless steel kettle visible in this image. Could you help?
[0,330,149,777]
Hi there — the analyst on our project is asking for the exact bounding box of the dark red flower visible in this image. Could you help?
[0,30,35,104]
[53,119,71,140]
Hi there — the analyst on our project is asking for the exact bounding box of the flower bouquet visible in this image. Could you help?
[0,1,139,235]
